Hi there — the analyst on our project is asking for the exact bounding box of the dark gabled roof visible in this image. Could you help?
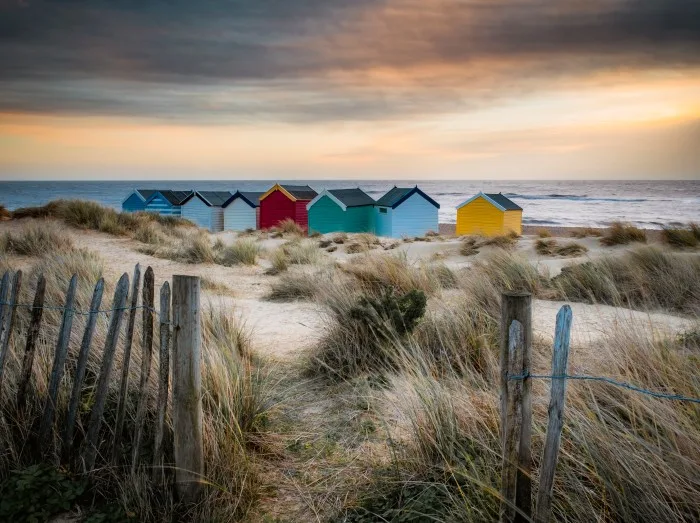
[281,184,318,200]
[135,189,157,201]
[222,191,264,208]
[484,193,522,211]
[154,190,193,206]
[375,186,440,209]
[195,191,232,207]
[328,188,375,207]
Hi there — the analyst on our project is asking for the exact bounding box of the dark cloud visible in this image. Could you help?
[1,0,699,122]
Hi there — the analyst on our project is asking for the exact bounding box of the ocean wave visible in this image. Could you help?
[507,193,649,203]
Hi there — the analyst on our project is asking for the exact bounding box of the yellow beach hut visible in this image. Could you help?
[456,192,523,236]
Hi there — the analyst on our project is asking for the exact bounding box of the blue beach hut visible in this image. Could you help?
[121,189,158,213]
[180,191,232,232]
[374,186,440,238]
[143,190,193,217]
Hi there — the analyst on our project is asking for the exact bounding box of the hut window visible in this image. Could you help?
[379,207,387,214]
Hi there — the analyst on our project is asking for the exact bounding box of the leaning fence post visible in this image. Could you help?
[63,278,104,461]
[83,272,129,472]
[500,292,533,522]
[172,275,203,503]
[131,267,155,473]
[17,274,46,411]
[39,274,78,448]
[153,281,171,479]
[501,319,524,523]
[536,305,573,523]
[113,264,141,462]
[0,270,22,401]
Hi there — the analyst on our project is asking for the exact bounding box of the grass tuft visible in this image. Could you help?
[662,224,700,248]
[1,222,73,256]
[217,238,262,266]
[600,221,647,246]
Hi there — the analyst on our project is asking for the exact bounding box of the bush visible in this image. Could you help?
[0,222,73,256]
[601,221,647,246]
[218,238,262,266]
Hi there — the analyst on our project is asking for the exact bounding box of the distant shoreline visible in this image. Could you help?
[438,223,665,241]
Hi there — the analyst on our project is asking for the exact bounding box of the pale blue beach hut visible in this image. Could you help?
[222,191,264,231]
[180,191,231,232]
[374,186,440,238]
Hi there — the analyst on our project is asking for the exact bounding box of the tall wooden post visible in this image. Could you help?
[500,292,533,522]
[536,305,573,523]
[172,275,203,503]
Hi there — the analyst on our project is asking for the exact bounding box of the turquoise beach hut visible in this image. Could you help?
[143,190,192,217]
[306,188,376,234]
[121,189,157,213]
[374,186,440,238]
[180,191,231,232]
[222,191,264,231]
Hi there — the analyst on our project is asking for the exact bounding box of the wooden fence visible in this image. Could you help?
[0,266,203,503]
[499,292,572,523]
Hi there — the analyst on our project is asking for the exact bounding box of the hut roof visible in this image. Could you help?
[222,191,264,208]
[279,184,318,200]
[190,191,233,207]
[327,188,375,207]
[375,186,440,209]
[457,192,522,211]
[135,189,158,201]
[154,190,194,206]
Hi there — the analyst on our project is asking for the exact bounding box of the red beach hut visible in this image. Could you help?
[259,184,318,230]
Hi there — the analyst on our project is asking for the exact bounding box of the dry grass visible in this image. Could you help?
[536,228,552,238]
[0,222,73,256]
[272,218,305,237]
[570,227,603,238]
[0,205,10,221]
[536,238,588,257]
[265,269,330,301]
[217,238,262,266]
[600,221,647,246]
[342,253,441,296]
[662,223,700,249]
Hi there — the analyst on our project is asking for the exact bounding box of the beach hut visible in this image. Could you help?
[222,191,264,231]
[374,186,440,238]
[180,191,232,232]
[306,188,376,234]
[121,189,157,213]
[143,190,192,217]
[259,184,318,230]
[456,192,523,236]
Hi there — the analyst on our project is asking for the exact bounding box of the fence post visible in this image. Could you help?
[83,272,129,472]
[39,274,78,448]
[132,267,155,473]
[172,275,203,503]
[113,264,141,462]
[0,271,9,349]
[500,319,524,523]
[500,292,533,522]
[536,305,573,523]
[63,278,104,461]
[153,281,171,479]
[0,270,22,401]
[17,274,46,411]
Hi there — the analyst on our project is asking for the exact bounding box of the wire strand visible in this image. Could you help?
[508,372,700,404]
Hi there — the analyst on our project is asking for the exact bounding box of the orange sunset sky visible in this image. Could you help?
[1,0,699,180]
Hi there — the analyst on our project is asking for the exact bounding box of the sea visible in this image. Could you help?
[1,180,699,229]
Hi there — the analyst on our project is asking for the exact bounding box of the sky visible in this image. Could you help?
[0,0,699,181]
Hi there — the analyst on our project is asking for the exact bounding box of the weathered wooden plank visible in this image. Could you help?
[500,319,524,523]
[131,266,155,473]
[17,274,46,411]
[112,264,141,462]
[39,274,78,448]
[153,281,171,478]
[83,272,129,472]
[0,270,22,401]
[62,278,104,461]
[535,305,573,523]
[0,271,10,373]
[172,275,203,503]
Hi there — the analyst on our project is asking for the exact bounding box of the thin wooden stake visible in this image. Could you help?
[500,319,524,523]
[536,305,573,523]
[0,270,11,380]
[172,275,203,503]
[83,272,129,472]
[153,282,171,479]
[0,270,22,401]
[63,278,104,461]
[112,264,141,462]
[131,267,155,473]
[39,274,78,448]
[17,274,46,411]
[500,292,533,522]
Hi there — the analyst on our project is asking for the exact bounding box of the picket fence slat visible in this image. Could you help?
[132,266,155,473]
[113,264,141,462]
[153,281,171,478]
[63,278,105,460]
[0,270,22,401]
[84,272,130,472]
[40,274,78,448]
[17,274,46,411]
[0,271,9,350]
